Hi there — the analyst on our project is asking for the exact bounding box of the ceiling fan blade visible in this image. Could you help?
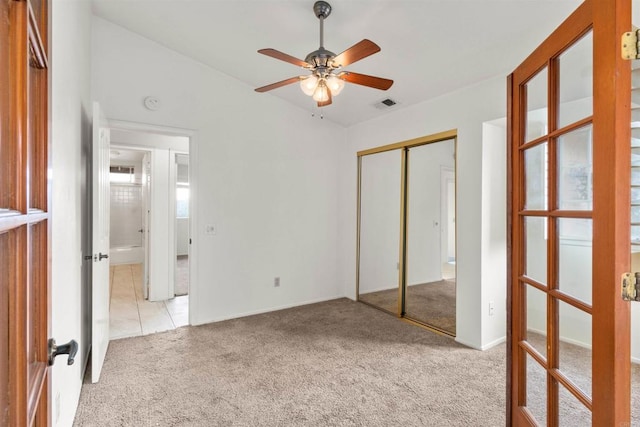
[255,76,301,93]
[317,90,332,107]
[338,72,393,90]
[330,39,381,68]
[258,48,309,68]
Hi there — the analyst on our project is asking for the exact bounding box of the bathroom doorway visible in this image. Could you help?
[106,127,191,340]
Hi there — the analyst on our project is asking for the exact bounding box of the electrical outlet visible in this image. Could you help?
[489,301,495,316]
[205,224,216,235]
[274,277,280,287]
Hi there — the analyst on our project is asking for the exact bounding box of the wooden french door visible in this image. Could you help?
[507,0,632,425]
[0,0,50,425]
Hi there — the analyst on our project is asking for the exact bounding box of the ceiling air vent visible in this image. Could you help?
[374,98,399,110]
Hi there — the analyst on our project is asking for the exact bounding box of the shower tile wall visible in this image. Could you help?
[110,185,143,247]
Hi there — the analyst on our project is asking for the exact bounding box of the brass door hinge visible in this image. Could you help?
[622,27,640,60]
[622,272,640,301]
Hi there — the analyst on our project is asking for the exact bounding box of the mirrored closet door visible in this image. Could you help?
[405,139,456,334]
[357,149,402,315]
[357,131,457,336]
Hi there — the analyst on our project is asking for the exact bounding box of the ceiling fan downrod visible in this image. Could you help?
[314,1,331,49]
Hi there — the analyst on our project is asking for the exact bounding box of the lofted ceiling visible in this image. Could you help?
[91,0,581,127]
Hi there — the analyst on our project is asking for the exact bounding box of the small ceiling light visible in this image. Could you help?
[326,75,345,96]
[312,80,330,103]
[300,75,319,96]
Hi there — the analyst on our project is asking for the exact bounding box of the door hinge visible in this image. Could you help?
[622,272,640,301]
[622,27,640,60]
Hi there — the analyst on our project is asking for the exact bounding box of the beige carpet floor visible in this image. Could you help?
[360,280,456,335]
[74,298,639,426]
[75,298,504,426]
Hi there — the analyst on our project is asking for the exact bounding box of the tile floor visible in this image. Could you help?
[109,263,189,340]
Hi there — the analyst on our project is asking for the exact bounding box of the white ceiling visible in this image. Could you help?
[91,0,581,127]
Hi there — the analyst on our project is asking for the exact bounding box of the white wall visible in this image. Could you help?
[338,76,507,350]
[50,1,92,426]
[92,17,344,323]
[481,121,507,348]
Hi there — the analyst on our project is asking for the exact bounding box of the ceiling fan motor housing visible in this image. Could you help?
[305,48,336,69]
[313,1,332,19]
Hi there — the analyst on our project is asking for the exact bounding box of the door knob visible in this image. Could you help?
[98,252,109,261]
[48,338,78,366]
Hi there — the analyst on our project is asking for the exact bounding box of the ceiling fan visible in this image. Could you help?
[255,1,393,107]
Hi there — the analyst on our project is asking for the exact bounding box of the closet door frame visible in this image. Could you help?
[356,129,458,336]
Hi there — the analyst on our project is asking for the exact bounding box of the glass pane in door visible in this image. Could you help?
[559,383,592,426]
[558,31,593,129]
[524,216,547,285]
[558,300,592,399]
[525,352,548,425]
[525,67,548,143]
[358,150,402,314]
[557,125,593,211]
[557,218,592,304]
[524,143,548,211]
[404,139,456,334]
[526,283,547,358]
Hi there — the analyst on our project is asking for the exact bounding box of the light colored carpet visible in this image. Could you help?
[174,255,188,296]
[74,298,504,426]
[360,280,456,335]
[74,298,639,426]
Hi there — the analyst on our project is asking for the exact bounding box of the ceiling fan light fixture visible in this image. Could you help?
[255,1,393,107]
[300,75,319,96]
[312,80,330,102]
[326,74,345,96]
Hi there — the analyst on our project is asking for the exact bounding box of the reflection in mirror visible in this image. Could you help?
[358,150,402,314]
[405,139,456,334]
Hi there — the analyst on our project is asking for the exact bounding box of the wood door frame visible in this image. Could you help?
[507,0,632,424]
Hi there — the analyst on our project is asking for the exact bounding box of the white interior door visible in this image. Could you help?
[91,102,111,383]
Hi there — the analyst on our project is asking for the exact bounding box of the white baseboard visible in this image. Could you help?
[455,336,505,351]
[632,356,640,365]
[481,336,506,350]
[192,294,344,326]
[455,337,482,350]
